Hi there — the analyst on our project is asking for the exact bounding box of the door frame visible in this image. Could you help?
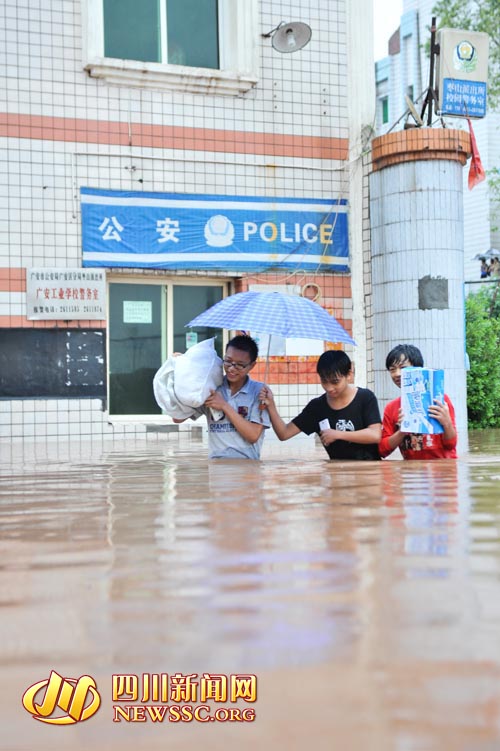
[106,273,232,422]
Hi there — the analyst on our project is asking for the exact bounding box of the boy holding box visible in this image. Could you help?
[379,344,457,460]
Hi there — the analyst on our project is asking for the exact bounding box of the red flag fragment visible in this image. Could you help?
[467,117,486,190]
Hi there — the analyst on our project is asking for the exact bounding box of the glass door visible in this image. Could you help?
[108,280,227,416]
[173,284,224,357]
[108,283,163,415]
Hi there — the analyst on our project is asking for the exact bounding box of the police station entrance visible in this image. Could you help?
[107,278,227,415]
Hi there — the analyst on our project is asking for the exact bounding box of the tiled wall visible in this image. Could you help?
[0,0,369,446]
[370,134,468,442]
[362,151,374,390]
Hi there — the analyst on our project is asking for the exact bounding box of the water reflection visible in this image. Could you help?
[1,432,500,750]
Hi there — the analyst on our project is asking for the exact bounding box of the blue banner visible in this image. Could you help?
[81,188,349,273]
[441,78,487,118]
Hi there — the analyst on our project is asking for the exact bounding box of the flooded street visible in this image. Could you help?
[1,431,500,750]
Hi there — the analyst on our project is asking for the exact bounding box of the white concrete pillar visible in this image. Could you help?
[370,129,471,452]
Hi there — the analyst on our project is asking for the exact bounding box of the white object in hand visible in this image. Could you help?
[152,338,223,419]
[210,408,225,421]
[319,419,330,431]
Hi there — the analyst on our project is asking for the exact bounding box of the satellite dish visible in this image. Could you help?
[405,95,424,126]
[268,22,312,53]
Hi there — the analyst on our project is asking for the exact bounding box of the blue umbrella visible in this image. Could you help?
[187,290,355,400]
[186,290,355,344]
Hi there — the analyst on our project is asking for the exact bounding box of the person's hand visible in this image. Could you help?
[259,386,275,408]
[428,399,453,428]
[397,406,412,433]
[204,389,226,411]
[320,428,339,447]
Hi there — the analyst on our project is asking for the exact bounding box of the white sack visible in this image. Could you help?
[153,337,223,418]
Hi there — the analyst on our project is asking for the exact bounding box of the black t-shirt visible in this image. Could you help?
[292,388,381,460]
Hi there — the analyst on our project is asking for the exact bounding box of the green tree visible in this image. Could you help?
[465,288,500,428]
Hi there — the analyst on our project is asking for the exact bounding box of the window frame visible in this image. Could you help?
[381,96,389,125]
[82,0,259,96]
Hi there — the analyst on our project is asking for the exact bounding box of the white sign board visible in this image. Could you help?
[437,28,489,118]
[123,301,152,324]
[185,331,198,349]
[26,268,106,320]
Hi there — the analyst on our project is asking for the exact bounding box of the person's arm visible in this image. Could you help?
[204,389,264,444]
[172,408,203,424]
[323,388,381,448]
[320,422,381,448]
[428,395,457,447]
[379,402,405,457]
[258,386,302,441]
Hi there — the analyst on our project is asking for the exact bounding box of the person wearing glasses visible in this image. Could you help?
[174,334,270,459]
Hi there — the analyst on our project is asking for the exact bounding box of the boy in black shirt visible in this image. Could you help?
[259,350,381,460]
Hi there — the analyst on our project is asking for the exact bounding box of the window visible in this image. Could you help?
[382,96,389,125]
[83,0,258,95]
[103,0,219,69]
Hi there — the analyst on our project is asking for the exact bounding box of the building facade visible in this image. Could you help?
[0,0,375,445]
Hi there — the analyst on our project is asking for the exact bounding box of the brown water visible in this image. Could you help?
[1,430,500,750]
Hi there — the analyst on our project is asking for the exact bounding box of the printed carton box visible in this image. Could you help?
[401,367,445,434]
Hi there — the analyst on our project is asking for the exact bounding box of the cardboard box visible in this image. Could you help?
[400,367,445,434]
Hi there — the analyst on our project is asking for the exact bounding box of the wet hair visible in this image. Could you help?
[385,344,424,370]
[226,334,258,362]
[316,350,352,380]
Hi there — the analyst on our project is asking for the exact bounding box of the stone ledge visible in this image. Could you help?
[372,128,471,171]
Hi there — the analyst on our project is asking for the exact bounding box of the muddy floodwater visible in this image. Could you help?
[1,430,500,750]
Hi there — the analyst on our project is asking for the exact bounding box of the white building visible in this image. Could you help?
[0,0,375,446]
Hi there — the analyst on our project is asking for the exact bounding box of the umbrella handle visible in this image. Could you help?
[260,336,272,423]
[263,334,271,385]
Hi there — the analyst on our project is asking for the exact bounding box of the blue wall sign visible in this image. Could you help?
[441,79,487,118]
[81,188,349,273]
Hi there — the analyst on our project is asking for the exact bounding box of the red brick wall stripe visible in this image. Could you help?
[0,113,348,161]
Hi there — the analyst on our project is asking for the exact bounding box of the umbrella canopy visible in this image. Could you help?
[472,248,500,260]
[186,290,355,345]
